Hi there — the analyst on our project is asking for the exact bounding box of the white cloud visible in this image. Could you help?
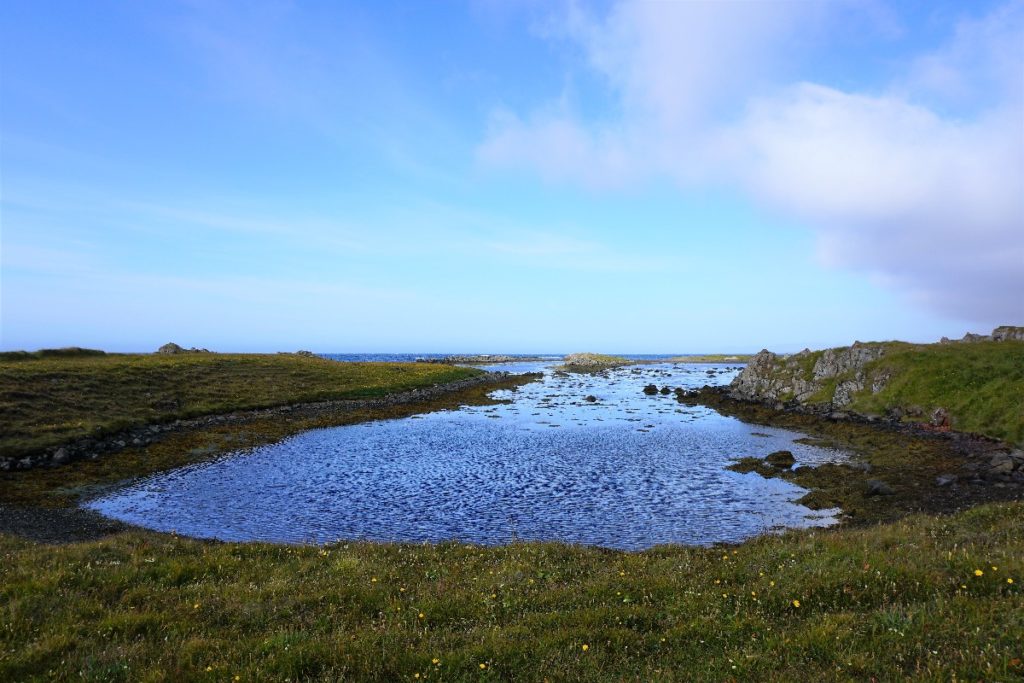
[479,0,1024,324]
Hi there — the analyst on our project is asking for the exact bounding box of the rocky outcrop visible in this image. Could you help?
[157,342,185,354]
[939,325,1024,344]
[729,342,889,410]
[157,343,212,354]
[992,326,1024,342]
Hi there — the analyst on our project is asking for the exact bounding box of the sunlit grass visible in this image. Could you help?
[1,503,1021,681]
[0,354,481,457]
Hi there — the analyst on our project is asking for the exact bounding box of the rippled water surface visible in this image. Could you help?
[87,362,847,549]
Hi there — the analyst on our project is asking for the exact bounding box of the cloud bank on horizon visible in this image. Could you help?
[480,0,1024,323]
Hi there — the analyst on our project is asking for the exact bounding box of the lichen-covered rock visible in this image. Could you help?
[992,326,1024,342]
[728,342,889,409]
[157,342,184,354]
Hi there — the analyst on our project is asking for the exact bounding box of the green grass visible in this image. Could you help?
[851,341,1024,445]
[1,503,1021,681]
[0,354,482,457]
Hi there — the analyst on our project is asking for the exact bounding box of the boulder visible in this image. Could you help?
[584,395,598,403]
[992,326,1024,342]
[643,384,659,395]
[765,450,796,468]
[157,342,184,354]
[865,480,895,496]
[930,407,950,429]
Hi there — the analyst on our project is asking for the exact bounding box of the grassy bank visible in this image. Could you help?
[0,353,482,458]
[741,340,1024,447]
[0,376,531,510]
[851,341,1024,446]
[1,502,1021,681]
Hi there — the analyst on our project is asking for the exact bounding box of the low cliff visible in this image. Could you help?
[730,342,891,409]
[728,327,1024,446]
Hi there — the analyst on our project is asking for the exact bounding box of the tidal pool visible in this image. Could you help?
[86,362,847,550]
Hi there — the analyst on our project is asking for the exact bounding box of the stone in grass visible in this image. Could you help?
[865,479,895,496]
[765,450,796,468]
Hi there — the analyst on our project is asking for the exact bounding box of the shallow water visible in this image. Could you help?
[86,362,847,550]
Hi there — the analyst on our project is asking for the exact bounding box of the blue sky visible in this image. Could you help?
[2,0,1021,353]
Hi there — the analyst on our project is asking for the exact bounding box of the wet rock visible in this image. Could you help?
[865,480,895,496]
[765,450,796,468]
[659,386,671,395]
[584,395,598,403]
[643,384,659,395]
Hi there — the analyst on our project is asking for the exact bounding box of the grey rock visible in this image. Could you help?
[992,325,1024,342]
[865,480,895,496]
[157,342,184,354]
[52,448,71,465]
[935,474,957,487]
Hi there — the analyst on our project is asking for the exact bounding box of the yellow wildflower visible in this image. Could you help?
[1008,578,1014,584]
[582,644,589,651]
[792,599,801,608]
[432,658,440,665]
[479,663,487,669]
[974,569,984,577]
[418,612,425,619]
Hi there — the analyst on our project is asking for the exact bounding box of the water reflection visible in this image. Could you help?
[87,362,845,549]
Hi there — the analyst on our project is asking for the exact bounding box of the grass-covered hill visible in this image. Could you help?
[0,352,481,458]
[730,338,1024,446]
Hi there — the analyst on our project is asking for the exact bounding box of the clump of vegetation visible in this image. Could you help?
[0,354,482,457]
[1,503,1021,680]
